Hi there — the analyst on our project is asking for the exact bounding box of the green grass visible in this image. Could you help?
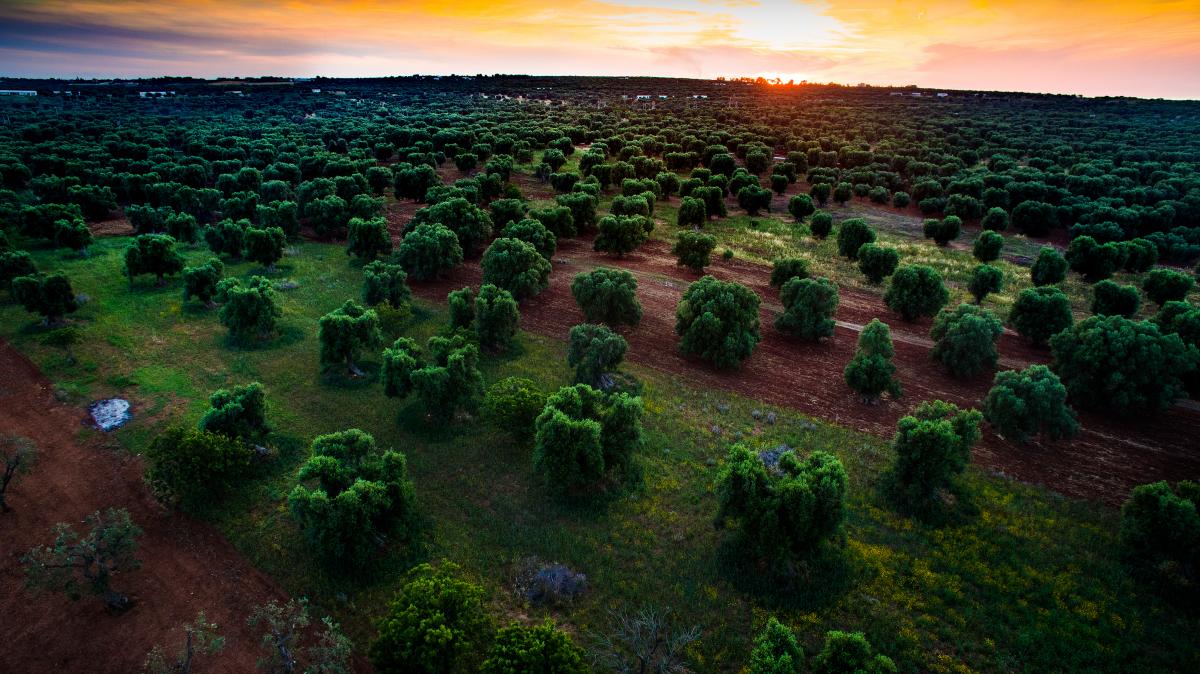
[2,235,1196,673]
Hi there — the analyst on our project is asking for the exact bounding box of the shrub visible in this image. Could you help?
[395,223,463,281]
[567,323,627,387]
[891,191,910,208]
[844,319,902,403]
[675,276,761,368]
[145,427,252,508]
[1050,315,1193,414]
[1067,235,1124,281]
[857,244,900,284]
[980,207,1009,232]
[748,617,804,674]
[482,237,551,301]
[836,218,876,260]
[594,215,651,257]
[533,384,643,497]
[363,260,411,309]
[217,276,280,340]
[475,283,520,351]
[11,273,78,325]
[982,365,1078,444]
[288,429,417,568]
[502,218,556,260]
[182,258,224,306]
[1143,268,1194,307]
[672,230,717,273]
[198,381,269,441]
[318,300,382,375]
[382,335,484,422]
[346,217,392,261]
[884,265,948,321]
[810,211,833,239]
[883,400,982,518]
[571,268,642,327]
[1009,286,1073,346]
[973,230,1004,262]
[788,194,815,221]
[923,216,961,246]
[770,258,809,287]
[812,631,897,674]
[715,444,848,568]
[1030,247,1069,286]
[930,303,1003,377]
[1119,481,1199,598]
[370,562,490,674]
[124,234,184,285]
[967,264,1004,303]
[1091,280,1140,317]
[482,377,546,440]
[481,621,588,674]
[775,277,838,341]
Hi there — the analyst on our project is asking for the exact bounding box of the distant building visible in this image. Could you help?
[138,91,172,98]
[657,95,668,99]
[691,94,709,99]
[910,92,922,97]
[0,90,37,96]
[936,92,949,98]
[635,95,651,100]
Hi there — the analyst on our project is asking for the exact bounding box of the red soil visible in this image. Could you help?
[408,235,1200,506]
[0,340,287,673]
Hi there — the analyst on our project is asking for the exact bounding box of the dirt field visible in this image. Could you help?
[0,340,288,673]
[407,235,1200,505]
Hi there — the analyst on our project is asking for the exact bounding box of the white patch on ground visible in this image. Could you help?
[89,398,132,431]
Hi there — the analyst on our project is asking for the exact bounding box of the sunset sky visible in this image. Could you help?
[0,0,1197,98]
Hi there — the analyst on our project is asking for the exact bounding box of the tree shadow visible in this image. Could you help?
[715,535,856,611]
[319,359,382,389]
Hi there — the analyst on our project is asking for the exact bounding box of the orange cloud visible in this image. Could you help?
[0,0,1196,97]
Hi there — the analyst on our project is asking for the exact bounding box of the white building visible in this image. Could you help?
[0,90,37,96]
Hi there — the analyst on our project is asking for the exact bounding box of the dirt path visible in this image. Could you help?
[409,236,1200,505]
[0,340,288,673]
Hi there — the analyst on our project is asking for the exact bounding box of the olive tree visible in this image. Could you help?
[672,230,717,273]
[363,260,411,309]
[247,598,354,674]
[382,335,485,422]
[217,276,280,341]
[775,277,838,341]
[533,383,643,497]
[982,365,1078,444]
[1143,268,1194,307]
[318,300,382,376]
[857,244,900,284]
[410,197,493,256]
[567,323,627,387]
[370,562,490,674]
[502,218,556,260]
[844,319,902,403]
[198,381,270,441]
[396,223,463,281]
[11,273,78,325]
[571,268,642,327]
[922,216,961,246]
[145,427,252,509]
[1119,480,1199,598]
[677,196,707,228]
[244,225,286,271]
[809,211,833,239]
[930,304,1003,378]
[1,436,37,513]
[675,276,761,368]
[973,230,1004,262]
[594,215,651,257]
[1091,280,1140,317]
[748,617,804,674]
[770,258,809,287]
[715,444,848,571]
[836,218,875,260]
[346,216,392,261]
[143,612,224,674]
[474,283,520,351]
[967,264,1004,303]
[124,233,184,286]
[788,194,815,221]
[482,237,551,301]
[482,377,547,440]
[884,265,948,321]
[182,258,224,307]
[288,429,417,568]
[1050,315,1193,414]
[1009,286,1073,346]
[882,400,982,519]
[1030,247,1069,286]
[23,507,142,611]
